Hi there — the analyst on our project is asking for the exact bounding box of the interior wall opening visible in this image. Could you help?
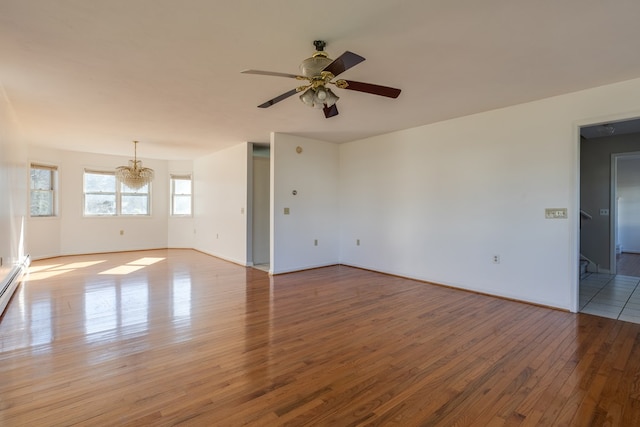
[251,144,270,272]
[578,118,640,322]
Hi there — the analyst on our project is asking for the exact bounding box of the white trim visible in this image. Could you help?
[0,255,30,316]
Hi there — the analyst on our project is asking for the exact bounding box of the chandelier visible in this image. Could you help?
[115,140,154,190]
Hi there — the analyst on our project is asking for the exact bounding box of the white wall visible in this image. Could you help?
[193,142,248,265]
[618,156,640,253]
[168,159,195,249]
[27,146,169,259]
[27,147,64,258]
[270,133,339,274]
[0,81,27,291]
[341,77,640,312]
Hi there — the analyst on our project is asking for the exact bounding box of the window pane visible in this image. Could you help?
[31,169,52,190]
[85,173,115,192]
[85,194,116,215]
[171,176,192,216]
[122,195,149,215]
[30,165,56,217]
[84,170,151,216]
[173,179,191,194]
[30,190,53,216]
[173,195,191,215]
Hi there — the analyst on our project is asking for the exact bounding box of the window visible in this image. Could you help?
[84,170,116,215]
[170,174,192,216]
[30,164,57,217]
[84,170,150,216]
[121,182,150,215]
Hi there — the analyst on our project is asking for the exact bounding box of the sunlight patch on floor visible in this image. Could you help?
[26,260,107,281]
[98,257,165,275]
[98,265,146,275]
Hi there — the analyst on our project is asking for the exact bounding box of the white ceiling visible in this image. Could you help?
[2,1,640,160]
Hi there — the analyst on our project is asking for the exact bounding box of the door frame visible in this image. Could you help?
[576,114,640,313]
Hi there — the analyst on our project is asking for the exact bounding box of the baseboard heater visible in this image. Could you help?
[0,254,30,317]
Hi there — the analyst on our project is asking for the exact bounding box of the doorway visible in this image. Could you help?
[579,120,640,322]
[580,121,640,275]
[251,144,270,272]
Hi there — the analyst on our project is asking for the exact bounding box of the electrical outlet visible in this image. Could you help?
[284,207,290,215]
[493,255,500,264]
[314,239,318,246]
[357,239,360,246]
[120,230,124,235]
[600,208,609,216]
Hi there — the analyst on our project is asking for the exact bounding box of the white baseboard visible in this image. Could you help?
[270,262,339,275]
[0,255,31,316]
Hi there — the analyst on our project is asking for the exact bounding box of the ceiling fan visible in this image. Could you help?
[241,40,401,118]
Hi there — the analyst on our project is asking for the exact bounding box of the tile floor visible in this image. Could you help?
[580,273,640,323]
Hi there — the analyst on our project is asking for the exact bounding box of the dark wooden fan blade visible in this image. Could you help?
[322,51,365,77]
[343,80,401,98]
[257,89,298,108]
[241,69,303,79]
[323,104,339,118]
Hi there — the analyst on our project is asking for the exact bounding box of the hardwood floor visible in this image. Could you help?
[617,252,640,277]
[2,249,640,426]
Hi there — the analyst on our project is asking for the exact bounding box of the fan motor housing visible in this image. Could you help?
[300,53,332,78]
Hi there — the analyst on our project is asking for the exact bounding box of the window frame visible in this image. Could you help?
[30,163,58,218]
[120,181,152,216]
[83,169,151,217]
[83,169,117,217]
[170,174,193,217]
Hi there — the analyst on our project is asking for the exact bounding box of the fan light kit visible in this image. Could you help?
[242,40,401,118]
[115,140,154,190]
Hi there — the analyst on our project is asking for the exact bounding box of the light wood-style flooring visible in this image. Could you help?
[2,249,640,426]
